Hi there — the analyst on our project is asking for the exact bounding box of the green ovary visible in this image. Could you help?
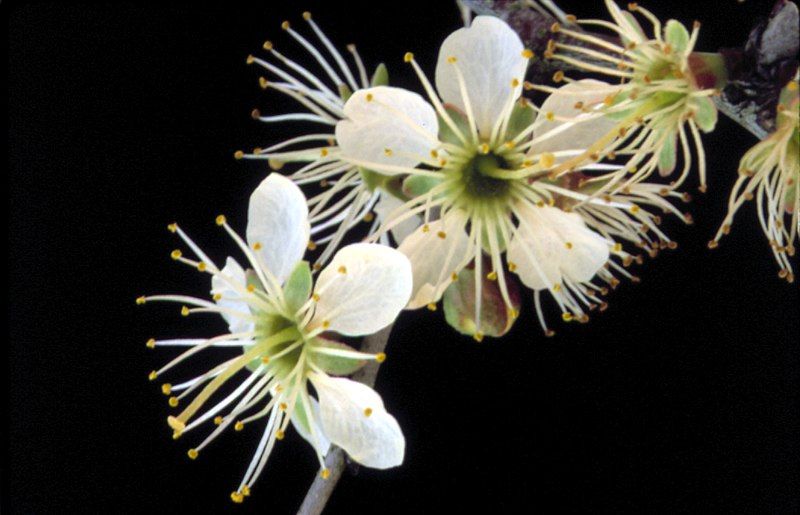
[447,151,515,211]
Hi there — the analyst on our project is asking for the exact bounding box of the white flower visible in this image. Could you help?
[238,12,406,267]
[710,79,799,282]
[137,174,412,502]
[540,0,719,193]
[335,16,681,338]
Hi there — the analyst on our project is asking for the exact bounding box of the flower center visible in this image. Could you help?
[454,151,512,202]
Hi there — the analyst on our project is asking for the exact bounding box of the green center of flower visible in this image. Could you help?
[455,151,512,202]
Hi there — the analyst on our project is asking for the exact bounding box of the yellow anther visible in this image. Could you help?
[447,56,457,64]
[320,148,329,157]
[504,141,515,149]
[281,20,290,30]
[161,383,172,395]
[539,153,555,168]
[167,223,178,233]
[630,205,640,214]
[365,93,373,102]
[230,492,245,504]
[279,402,288,411]
[259,77,269,89]
[313,263,322,271]
[627,2,639,10]
[246,284,256,293]
[253,242,262,250]
[422,224,430,233]
[487,271,498,281]
[338,265,347,274]
[707,240,719,249]
[172,431,182,440]
[553,283,562,292]
[251,108,261,120]
[508,261,517,272]
[181,306,190,316]
[261,356,270,364]
[246,54,254,65]
[234,421,244,431]
[613,243,623,252]
[430,150,439,158]
[312,293,320,302]
[550,22,561,32]
[197,262,207,272]
[552,71,564,83]
[363,407,373,417]
[375,352,387,363]
[509,308,519,319]
[437,231,447,239]
[545,111,555,121]
[212,293,222,301]
[187,448,199,460]
[522,49,534,59]
[562,312,573,322]
[146,338,156,349]
[148,370,158,381]
[320,468,331,479]
[214,416,223,425]
[136,296,147,305]
[451,272,459,281]
[275,430,285,440]
[479,143,490,154]
[168,396,179,408]
[473,331,484,342]
[322,320,331,329]
[363,212,374,222]
[234,150,245,160]
[404,52,414,62]
[787,81,798,91]
[262,40,273,50]
[384,148,393,156]
[215,214,226,226]
[167,416,185,432]
[565,14,577,22]
[565,242,573,250]
[427,303,437,311]
[511,78,520,88]
[307,240,317,250]
[241,485,251,497]
[302,11,312,20]
[603,94,615,106]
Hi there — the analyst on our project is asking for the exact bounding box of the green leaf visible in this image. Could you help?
[338,83,353,103]
[402,174,443,198]
[443,265,521,339]
[692,96,718,133]
[657,133,677,175]
[505,100,536,140]
[283,261,312,313]
[370,63,389,87]
[438,105,470,146]
[311,338,367,376]
[664,20,690,54]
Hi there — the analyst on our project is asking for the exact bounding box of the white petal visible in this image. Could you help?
[311,374,404,469]
[210,257,254,334]
[373,193,421,244]
[291,395,331,457]
[435,15,527,136]
[508,205,609,290]
[312,243,412,336]
[398,211,471,309]
[530,80,617,160]
[336,86,438,172]
[246,174,310,284]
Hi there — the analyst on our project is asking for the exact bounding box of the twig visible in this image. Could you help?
[296,323,395,515]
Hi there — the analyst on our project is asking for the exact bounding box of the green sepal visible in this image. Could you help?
[359,167,388,192]
[443,265,521,339]
[338,83,353,103]
[480,224,508,255]
[283,261,312,314]
[692,96,718,133]
[403,174,443,198]
[505,100,536,141]
[310,338,367,376]
[438,105,470,146]
[664,20,690,54]
[245,269,265,293]
[370,63,389,87]
[657,133,677,175]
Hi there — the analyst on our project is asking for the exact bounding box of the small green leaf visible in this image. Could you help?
[338,83,353,103]
[443,265,521,339]
[438,105,470,146]
[692,96,718,132]
[283,261,312,313]
[664,20,690,54]
[311,338,367,376]
[402,174,443,198]
[505,100,536,140]
[657,133,677,175]
[370,63,389,87]
[359,167,388,192]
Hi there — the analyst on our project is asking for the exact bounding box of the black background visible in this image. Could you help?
[7,0,799,512]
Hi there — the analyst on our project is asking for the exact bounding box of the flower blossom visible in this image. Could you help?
[138,174,411,502]
[710,79,799,282]
[540,0,719,193]
[238,12,409,267]
[334,16,683,338]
